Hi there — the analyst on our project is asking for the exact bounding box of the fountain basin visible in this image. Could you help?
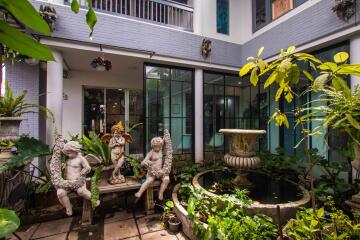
[192,169,310,225]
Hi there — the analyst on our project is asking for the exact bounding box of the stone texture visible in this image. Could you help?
[104,211,133,224]
[32,218,72,239]
[7,224,40,240]
[35,233,67,240]
[141,230,177,240]
[104,219,138,240]
[176,232,190,240]
[136,214,164,234]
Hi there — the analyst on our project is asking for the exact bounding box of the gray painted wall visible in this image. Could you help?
[241,0,360,64]
[33,1,242,68]
[5,62,39,138]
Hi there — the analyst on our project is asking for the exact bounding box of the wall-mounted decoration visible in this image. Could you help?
[272,0,293,20]
[39,5,57,32]
[332,0,356,22]
[201,39,212,59]
[90,57,112,71]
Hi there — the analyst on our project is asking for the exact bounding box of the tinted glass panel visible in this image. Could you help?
[216,0,229,34]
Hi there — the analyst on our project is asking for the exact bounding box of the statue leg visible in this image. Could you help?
[57,188,73,216]
[111,153,119,179]
[158,176,170,201]
[135,175,155,198]
[77,184,100,207]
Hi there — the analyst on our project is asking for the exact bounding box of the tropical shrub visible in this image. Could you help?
[0,208,20,239]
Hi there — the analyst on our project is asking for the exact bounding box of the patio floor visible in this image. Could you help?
[7,210,189,240]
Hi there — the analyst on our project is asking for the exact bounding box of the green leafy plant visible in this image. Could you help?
[80,131,112,166]
[70,0,97,37]
[90,165,102,209]
[0,208,20,239]
[0,82,53,118]
[0,135,51,174]
[187,189,277,240]
[284,197,360,239]
[0,139,15,148]
[240,46,360,211]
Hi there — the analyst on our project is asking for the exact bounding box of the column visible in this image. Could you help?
[46,50,63,147]
[194,69,203,164]
[193,0,202,34]
[350,34,360,89]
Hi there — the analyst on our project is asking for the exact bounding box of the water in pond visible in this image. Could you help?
[198,169,303,204]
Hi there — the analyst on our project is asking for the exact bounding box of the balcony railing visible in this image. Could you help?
[65,0,193,31]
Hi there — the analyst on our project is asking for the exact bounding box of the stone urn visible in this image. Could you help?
[0,117,24,142]
[219,129,266,186]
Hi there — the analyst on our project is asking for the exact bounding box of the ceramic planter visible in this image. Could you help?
[0,148,13,164]
[0,117,24,142]
[168,216,181,233]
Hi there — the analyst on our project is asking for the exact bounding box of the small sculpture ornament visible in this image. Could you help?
[135,129,172,200]
[50,137,100,216]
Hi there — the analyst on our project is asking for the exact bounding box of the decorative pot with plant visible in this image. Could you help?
[90,56,112,71]
[168,215,181,233]
[332,0,356,21]
[158,200,176,226]
[0,82,52,161]
[39,5,57,31]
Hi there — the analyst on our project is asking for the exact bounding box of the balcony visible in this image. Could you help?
[64,0,193,31]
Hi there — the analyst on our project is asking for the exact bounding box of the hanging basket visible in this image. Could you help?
[332,0,356,22]
[90,57,112,71]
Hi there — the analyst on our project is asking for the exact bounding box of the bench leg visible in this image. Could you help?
[82,199,93,226]
[145,188,155,215]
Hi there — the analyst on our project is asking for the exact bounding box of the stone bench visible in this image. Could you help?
[82,177,160,225]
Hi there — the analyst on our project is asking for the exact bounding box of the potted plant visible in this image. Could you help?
[332,0,356,21]
[0,208,20,239]
[168,215,181,233]
[157,200,176,226]
[0,82,52,162]
[90,57,112,71]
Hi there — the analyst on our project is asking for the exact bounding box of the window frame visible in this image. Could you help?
[216,0,230,35]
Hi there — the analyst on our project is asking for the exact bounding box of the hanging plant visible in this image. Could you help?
[201,39,212,59]
[39,5,57,32]
[90,57,112,71]
[332,0,356,22]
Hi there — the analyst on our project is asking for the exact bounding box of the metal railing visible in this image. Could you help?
[65,0,193,31]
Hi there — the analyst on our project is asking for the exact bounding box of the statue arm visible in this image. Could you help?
[80,156,91,176]
[108,138,116,148]
[141,152,152,168]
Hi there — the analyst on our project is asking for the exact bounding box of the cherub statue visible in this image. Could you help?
[103,122,132,184]
[49,137,100,216]
[135,129,172,200]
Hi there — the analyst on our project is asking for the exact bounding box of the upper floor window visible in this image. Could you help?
[217,0,229,34]
[253,0,307,32]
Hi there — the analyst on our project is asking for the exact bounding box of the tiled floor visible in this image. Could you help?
[7,210,189,240]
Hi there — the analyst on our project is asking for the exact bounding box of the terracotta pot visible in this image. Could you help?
[0,117,24,142]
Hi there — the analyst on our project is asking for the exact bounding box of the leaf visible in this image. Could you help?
[250,67,259,86]
[0,208,20,238]
[289,64,300,84]
[0,0,51,35]
[264,71,277,89]
[257,46,264,57]
[303,70,314,81]
[240,62,255,77]
[332,76,351,97]
[285,91,293,103]
[275,87,284,101]
[337,64,360,76]
[318,62,338,72]
[86,7,97,37]
[90,165,102,209]
[312,73,329,91]
[346,114,360,130]
[0,21,54,61]
[71,0,80,13]
[287,46,296,54]
[333,52,349,63]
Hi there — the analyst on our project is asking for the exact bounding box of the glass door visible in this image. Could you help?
[83,87,143,155]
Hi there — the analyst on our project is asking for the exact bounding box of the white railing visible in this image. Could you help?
[65,0,193,31]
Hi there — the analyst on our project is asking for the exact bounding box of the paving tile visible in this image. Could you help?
[141,230,177,240]
[35,233,67,240]
[136,214,164,234]
[32,218,72,239]
[104,219,139,240]
[7,224,40,240]
[67,231,78,240]
[104,211,133,224]
[176,231,190,240]
[122,237,140,240]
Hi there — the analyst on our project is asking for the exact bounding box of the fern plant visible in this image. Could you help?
[0,82,53,118]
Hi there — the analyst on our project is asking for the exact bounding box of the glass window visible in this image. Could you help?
[145,65,194,161]
[216,0,229,34]
[83,88,105,136]
[203,72,270,163]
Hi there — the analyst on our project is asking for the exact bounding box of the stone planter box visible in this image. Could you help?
[0,117,24,141]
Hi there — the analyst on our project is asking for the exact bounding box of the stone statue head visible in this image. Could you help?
[63,141,82,159]
[151,137,163,152]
